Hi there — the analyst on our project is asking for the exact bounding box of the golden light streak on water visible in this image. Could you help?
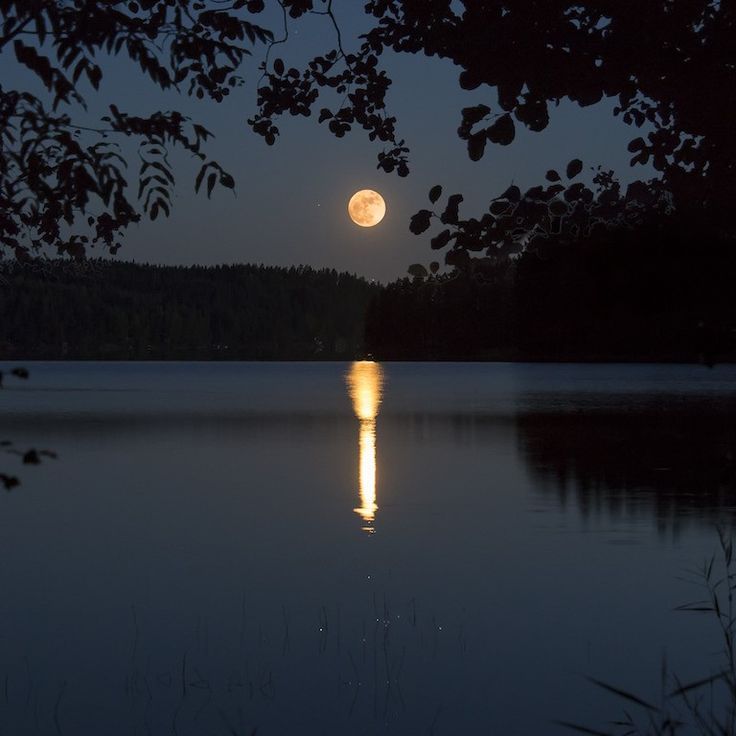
[346,361,384,533]
[357,420,377,528]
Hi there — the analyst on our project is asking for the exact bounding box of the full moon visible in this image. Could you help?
[348,190,386,227]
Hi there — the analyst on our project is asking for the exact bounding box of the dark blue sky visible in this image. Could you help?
[7,3,652,282]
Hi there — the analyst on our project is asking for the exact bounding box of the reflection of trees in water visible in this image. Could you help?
[517,408,736,530]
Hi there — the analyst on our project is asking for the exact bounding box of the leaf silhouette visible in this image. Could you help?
[501,185,521,202]
[440,194,463,225]
[468,131,486,161]
[195,164,207,193]
[429,185,442,204]
[461,104,490,126]
[431,229,452,250]
[566,158,583,179]
[486,114,515,145]
[409,209,432,235]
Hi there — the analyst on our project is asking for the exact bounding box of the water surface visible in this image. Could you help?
[1,361,735,735]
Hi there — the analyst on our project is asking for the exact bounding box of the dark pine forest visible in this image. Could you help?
[2,223,736,363]
[0,261,379,360]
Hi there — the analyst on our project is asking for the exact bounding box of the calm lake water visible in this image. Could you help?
[1,361,735,735]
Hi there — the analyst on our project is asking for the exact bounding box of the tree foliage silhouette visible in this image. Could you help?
[3,1,732,263]
[251,1,733,267]
[0,0,275,259]
[0,0,409,260]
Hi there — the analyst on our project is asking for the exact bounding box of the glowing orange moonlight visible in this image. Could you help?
[348,190,386,227]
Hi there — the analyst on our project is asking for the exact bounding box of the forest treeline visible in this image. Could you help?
[366,222,736,363]
[0,261,379,360]
[2,222,735,362]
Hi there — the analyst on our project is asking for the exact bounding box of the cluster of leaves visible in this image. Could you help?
[0,0,274,259]
[407,160,671,275]
[247,1,410,175]
[0,367,56,490]
[250,1,734,257]
[371,1,733,214]
[2,1,733,263]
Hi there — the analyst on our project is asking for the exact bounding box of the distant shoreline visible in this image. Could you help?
[1,356,731,365]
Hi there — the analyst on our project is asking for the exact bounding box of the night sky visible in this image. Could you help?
[7,3,653,282]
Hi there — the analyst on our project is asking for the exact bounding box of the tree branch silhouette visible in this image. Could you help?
[251,1,733,266]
